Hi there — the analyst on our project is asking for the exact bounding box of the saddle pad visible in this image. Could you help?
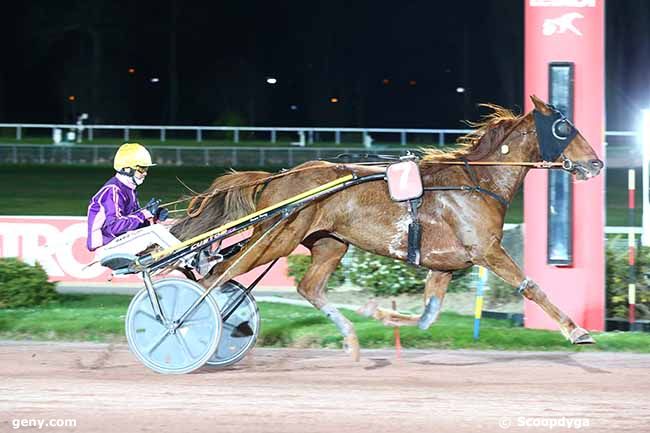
[386,160,423,201]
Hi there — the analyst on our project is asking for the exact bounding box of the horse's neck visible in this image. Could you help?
[476,120,537,205]
[477,164,529,205]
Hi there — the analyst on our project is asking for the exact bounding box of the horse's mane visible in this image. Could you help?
[421,104,522,163]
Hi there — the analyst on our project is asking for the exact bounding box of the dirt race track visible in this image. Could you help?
[1,342,649,433]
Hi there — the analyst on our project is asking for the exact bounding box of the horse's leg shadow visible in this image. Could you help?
[357,270,452,329]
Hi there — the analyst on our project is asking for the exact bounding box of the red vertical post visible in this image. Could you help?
[392,300,401,360]
[524,0,605,331]
[628,169,636,325]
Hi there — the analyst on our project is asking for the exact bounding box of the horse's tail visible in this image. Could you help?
[170,170,271,240]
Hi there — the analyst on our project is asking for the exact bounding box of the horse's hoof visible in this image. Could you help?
[570,327,596,345]
[418,297,441,330]
[417,310,438,330]
[343,335,361,362]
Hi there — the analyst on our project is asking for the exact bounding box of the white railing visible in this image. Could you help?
[0,123,640,168]
[0,143,637,169]
[0,122,639,146]
[0,123,478,146]
[0,144,413,168]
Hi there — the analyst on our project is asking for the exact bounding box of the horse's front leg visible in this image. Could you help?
[357,270,452,329]
[477,241,595,344]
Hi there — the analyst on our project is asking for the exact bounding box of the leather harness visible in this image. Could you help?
[403,107,577,266]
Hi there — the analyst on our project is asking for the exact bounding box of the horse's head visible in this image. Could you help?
[529,95,603,180]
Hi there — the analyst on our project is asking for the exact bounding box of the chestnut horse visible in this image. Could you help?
[170,96,603,360]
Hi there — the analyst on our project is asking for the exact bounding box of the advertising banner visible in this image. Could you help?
[0,216,303,289]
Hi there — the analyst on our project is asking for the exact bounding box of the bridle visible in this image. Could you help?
[431,107,579,173]
[418,107,584,208]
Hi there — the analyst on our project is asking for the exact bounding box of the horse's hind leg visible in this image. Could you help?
[298,236,362,361]
[357,270,452,329]
[478,241,594,344]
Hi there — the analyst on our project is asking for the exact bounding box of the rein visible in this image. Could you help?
[159,164,336,211]
[425,111,576,172]
[161,158,563,215]
[161,108,576,216]
[428,160,562,168]
[420,110,575,207]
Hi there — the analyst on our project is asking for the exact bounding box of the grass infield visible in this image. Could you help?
[0,294,648,352]
[0,164,641,226]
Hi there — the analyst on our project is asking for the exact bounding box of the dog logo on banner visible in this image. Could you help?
[542,12,584,36]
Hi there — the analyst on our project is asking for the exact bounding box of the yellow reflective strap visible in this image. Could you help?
[150,174,354,262]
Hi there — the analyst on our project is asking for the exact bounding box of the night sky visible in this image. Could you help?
[0,0,648,130]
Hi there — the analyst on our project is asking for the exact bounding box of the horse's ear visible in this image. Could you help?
[530,95,552,115]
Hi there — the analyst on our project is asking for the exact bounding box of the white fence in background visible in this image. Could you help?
[0,123,476,146]
[0,143,638,168]
[0,122,639,144]
[0,123,641,168]
[0,144,412,168]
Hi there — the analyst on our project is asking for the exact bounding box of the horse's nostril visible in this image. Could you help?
[590,159,604,170]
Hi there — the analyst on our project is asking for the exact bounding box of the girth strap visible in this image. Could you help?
[460,158,509,207]
[407,198,422,266]
[422,159,509,207]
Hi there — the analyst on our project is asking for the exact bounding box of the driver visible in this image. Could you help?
[86,142,179,260]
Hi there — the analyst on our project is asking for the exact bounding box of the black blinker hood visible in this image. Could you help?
[533,108,578,162]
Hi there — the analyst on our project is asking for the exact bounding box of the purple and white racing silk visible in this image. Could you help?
[86,174,153,251]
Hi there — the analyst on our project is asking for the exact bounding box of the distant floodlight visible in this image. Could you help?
[266,77,277,84]
[330,97,339,103]
[642,109,650,245]
[456,87,465,93]
[150,77,160,83]
[128,67,136,74]
[290,105,298,111]
[68,95,76,102]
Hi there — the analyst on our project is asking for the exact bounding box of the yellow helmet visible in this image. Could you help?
[113,143,156,171]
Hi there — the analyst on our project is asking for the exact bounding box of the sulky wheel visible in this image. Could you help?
[206,280,260,368]
[125,278,222,374]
